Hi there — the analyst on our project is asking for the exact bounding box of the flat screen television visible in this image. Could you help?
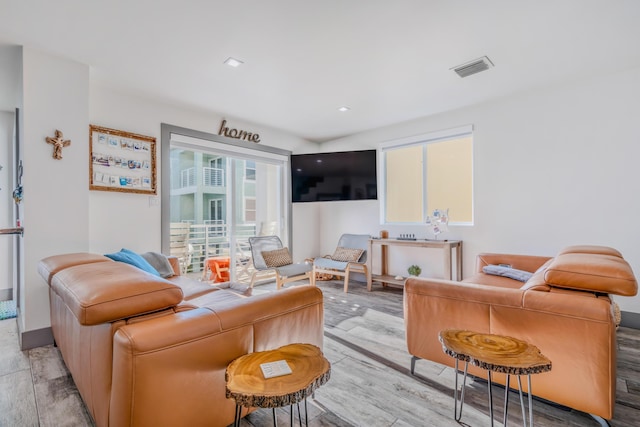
[291,149,377,203]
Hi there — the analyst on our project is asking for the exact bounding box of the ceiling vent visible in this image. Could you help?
[452,56,494,78]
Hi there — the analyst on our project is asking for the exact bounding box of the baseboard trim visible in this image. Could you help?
[0,288,13,301]
[621,311,640,329]
[18,324,54,350]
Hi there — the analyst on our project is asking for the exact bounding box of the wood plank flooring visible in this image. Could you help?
[1,279,639,426]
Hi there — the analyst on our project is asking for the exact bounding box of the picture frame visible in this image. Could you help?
[89,125,157,195]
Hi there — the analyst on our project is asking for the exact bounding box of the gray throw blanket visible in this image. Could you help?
[141,252,175,278]
[482,264,533,282]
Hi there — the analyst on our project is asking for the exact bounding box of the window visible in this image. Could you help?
[382,125,473,224]
[244,197,256,222]
[161,124,291,281]
[209,199,223,222]
[245,160,256,181]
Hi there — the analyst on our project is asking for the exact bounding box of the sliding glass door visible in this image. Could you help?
[161,125,291,283]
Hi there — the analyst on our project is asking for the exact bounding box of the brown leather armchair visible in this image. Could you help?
[404,245,637,422]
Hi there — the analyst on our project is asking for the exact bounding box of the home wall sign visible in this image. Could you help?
[89,125,157,195]
[218,119,261,143]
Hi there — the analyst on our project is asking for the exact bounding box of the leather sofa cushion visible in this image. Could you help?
[463,272,524,289]
[39,253,112,285]
[51,261,184,325]
[558,245,622,258]
[544,253,637,296]
[168,275,220,300]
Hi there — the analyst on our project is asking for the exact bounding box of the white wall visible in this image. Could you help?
[0,111,14,299]
[0,44,22,112]
[89,83,319,258]
[21,47,90,333]
[318,66,640,314]
[0,45,22,301]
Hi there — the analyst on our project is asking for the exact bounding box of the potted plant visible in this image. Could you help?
[407,265,421,277]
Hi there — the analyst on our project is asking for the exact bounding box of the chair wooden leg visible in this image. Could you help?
[276,274,284,290]
[344,267,350,293]
[364,265,372,291]
[201,260,210,281]
[310,268,316,286]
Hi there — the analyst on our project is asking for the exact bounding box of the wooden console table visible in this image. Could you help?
[367,238,462,286]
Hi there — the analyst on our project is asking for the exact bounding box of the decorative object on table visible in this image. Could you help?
[394,275,404,280]
[398,233,417,240]
[408,265,422,277]
[45,129,71,160]
[380,230,389,239]
[425,208,449,239]
[89,124,157,195]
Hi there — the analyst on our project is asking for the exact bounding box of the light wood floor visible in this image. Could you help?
[1,280,639,426]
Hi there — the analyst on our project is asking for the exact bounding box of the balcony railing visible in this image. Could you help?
[203,167,224,186]
[180,168,196,187]
[170,222,257,281]
[177,167,225,189]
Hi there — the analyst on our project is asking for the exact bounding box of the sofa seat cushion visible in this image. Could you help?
[50,261,184,325]
[463,273,524,289]
[545,253,637,296]
[168,275,220,300]
[186,288,246,308]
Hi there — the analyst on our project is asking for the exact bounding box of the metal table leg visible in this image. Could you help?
[504,374,511,426]
[234,404,241,427]
[453,359,469,421]
[487,370,494,427]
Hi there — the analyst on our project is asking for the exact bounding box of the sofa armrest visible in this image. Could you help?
[404,277,524,366]
[475,253,552,274]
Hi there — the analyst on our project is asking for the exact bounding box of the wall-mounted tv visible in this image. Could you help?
[291,149,377,203]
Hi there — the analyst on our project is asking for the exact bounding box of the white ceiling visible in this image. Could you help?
[2,1,640,142]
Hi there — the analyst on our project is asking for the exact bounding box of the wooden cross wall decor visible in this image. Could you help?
[46,129,71,160]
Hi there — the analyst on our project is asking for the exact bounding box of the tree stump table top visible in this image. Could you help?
[438,329,552,375]
[225,343,331,409]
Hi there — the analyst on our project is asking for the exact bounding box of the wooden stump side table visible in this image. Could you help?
[225,343,331,427]
[438,329,552,427]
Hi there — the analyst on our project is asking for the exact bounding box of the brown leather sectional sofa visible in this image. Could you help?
[38,253,323,427]
[404,245,637,421]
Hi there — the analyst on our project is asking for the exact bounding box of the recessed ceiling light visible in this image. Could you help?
[338,106,351,112]
[224,57,244,68]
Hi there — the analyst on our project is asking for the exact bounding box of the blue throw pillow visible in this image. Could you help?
[105,248,160,276]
